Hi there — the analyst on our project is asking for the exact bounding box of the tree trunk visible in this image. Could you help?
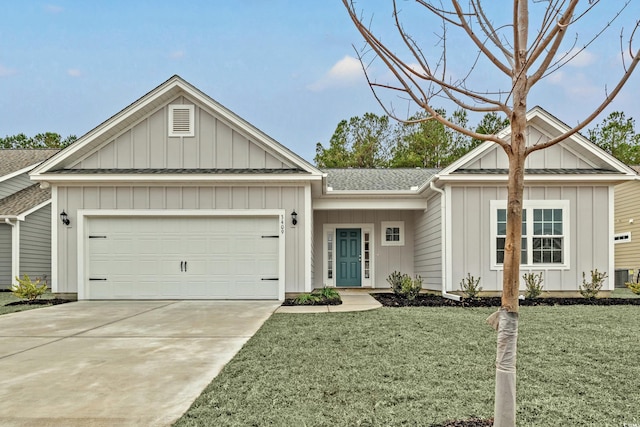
[492,100,527,427]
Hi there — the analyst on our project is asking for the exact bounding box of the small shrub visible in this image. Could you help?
[294,293,322,305]
[292,287,342,305]
[625,281,640,295]
[386,271,422,300]
[11,275,48,301]
[579,269,608,299]
[459,273,482,300]
[522,272,544,299]
[316,286,340,301]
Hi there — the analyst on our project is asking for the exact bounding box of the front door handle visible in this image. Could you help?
[184,261,187,272]
[358,255,362,262]
[180,261,184,272]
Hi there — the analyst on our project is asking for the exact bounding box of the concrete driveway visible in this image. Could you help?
[0,300,279,427]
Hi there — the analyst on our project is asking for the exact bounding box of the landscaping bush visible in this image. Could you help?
[386,271,422,300]
[11,275,48,301]
[459,273,482,300]
[292,287,342,305]
[522,272,544,299]
[579,269,608,299]
[625,281,640,295]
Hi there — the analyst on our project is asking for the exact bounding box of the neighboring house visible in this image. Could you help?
[0,149,59,289]
[613,165,640,286]
[29,76,636,300]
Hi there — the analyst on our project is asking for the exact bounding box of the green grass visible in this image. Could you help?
[175,306,640,427]
[0,291,62,315]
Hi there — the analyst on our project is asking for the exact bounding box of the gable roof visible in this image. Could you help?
[30,75,321,179]
[0,149,59,179]
[436,106,637,183]
[0,184,51,218]
[325,168,437,191]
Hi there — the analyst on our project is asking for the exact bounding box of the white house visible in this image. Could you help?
[29,76,636,300]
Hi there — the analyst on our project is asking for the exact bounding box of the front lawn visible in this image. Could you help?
[175,306,640,427]
[0,291,69,315]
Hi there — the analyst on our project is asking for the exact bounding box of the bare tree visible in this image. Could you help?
[342,1,639,425]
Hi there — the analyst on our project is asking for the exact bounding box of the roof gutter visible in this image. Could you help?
[429,181,461,301]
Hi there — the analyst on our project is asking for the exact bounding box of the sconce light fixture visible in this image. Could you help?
[291,210,298,226]
[60,210,70,226]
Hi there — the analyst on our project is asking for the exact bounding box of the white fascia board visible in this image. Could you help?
[1,164,39,182]
[30,174,322,184]
[324,189,419,196]
[436,174,636,184]
[313,198,427,210]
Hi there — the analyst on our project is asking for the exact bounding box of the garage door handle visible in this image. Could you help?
[184,261,187,272]
[261,278,279,281]
[89,278,107,281]
[180,261,184,272]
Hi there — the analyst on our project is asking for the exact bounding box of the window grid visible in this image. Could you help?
[327,232,333,279]
[364,232,370,279]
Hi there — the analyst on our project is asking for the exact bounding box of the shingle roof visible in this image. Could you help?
[0,184,51,217]
[0,149,60,177]
[453,168,621,175]
[324,168,438,191]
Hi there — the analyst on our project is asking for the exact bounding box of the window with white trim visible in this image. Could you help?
[168,105,195,137]
[614,232,631,244]
[491,200,569,269]
[381,221,404,246]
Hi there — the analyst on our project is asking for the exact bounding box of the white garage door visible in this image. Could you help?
[85,216,280,300]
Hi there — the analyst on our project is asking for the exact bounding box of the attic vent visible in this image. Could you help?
[169,105,195,137]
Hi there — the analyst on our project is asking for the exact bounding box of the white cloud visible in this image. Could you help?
[169,50,186,60]
[307,55,363,92]
[67,68,82,77]
[44,4,64,14]
[0,64,17,77]
[546,70,565,84]
[565,48,596,68]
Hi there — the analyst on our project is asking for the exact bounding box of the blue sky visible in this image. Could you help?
[1,1,639,162]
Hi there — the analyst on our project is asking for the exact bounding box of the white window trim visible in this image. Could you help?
[490,200,570,270]
[381,221,405,246]
[322,223,374,288]
[614,231,631,244]
[168,104,195,137]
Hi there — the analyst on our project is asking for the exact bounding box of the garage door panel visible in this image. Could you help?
[86,216,280,300]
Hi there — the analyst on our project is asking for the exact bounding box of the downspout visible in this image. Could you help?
[4,218,19,286]
[429,182,461,301]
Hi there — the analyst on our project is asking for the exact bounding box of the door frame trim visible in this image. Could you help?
[322,223,375,288]
[77,209,286,301]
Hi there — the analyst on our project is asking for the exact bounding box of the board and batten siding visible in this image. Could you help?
[19,204,52,284]
[465,136,591,170]
[449,185,611,292]
[0,224,11,288]
[71,97,292,170]
[55,185,307,294]
[0,174,33,200]
[614,180,640,270]
[313,210,415,288]
[414,193,442,291]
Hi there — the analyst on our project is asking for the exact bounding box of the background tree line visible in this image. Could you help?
[315,110,640,168]
[0,132,77,149]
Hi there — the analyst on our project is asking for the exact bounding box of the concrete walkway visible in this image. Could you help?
[275,289,382,313]
[0,300,279,427]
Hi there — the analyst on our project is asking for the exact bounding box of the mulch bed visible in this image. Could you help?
[5,298,74,307]
[432,418,494,427]
[372,293,640,307]
[281,297,342,306]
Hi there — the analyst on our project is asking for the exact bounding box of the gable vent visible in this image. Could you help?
[169,105,195,137]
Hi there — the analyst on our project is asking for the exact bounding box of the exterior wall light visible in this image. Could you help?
[291,210,298,226]
[60,210,70,226]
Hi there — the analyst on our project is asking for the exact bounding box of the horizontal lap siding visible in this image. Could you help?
[415,194,442,290]
[0,224,11,287]
[614,181,640,270]
[19,204,52,285]
[0,174,33,199]
[450,185,612,292]
[56,185,307,294]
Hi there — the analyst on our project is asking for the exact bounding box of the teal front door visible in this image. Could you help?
[336,229,361,287]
